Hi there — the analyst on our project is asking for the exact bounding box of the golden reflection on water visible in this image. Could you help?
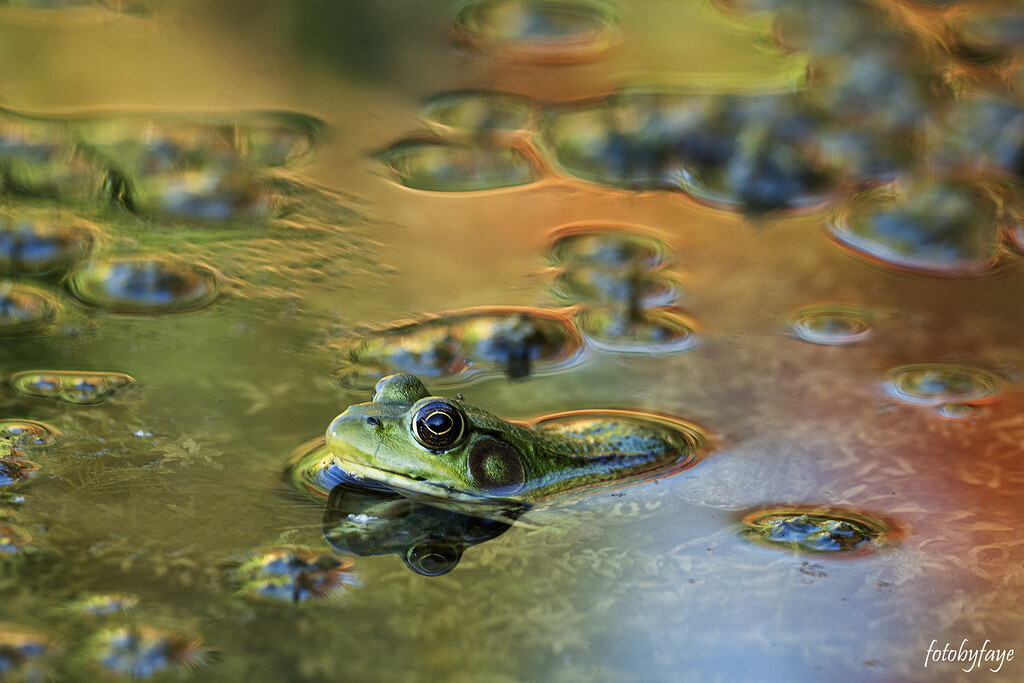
[0,0,1022,681]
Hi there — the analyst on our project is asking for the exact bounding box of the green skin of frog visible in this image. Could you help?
[326,373,698,507]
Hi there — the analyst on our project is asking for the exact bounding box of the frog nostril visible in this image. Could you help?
[366,416,383,427]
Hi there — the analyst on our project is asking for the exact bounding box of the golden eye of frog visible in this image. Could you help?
[326,373,707,508]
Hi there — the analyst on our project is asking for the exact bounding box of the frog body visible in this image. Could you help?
[325,373,707,510]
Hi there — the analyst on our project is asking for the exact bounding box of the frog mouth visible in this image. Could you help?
[329,454,477,500]
[328,449,528,523]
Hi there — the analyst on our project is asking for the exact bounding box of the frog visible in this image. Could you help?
[325,373,707,512]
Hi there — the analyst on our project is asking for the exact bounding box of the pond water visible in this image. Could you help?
[1,0,1023,681]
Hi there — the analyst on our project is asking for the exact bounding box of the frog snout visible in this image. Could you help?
[327,403,402,443]
[327,407,362,440]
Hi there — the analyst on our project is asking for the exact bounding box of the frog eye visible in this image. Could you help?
[404,542,461,576]
[411,401,466,451]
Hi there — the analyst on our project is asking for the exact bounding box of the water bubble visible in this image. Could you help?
[0,458,40,487]
[8,370,135,405]
[541,90,831,212]
[64,593,140,618]
[538,103,632,187]
[936,402,985,419]
[1004,56,1024,97]
[899,0,960,8]
[460,311,582,379]
[64,256,222,314]
[741,508,891,554]
[1004,220,1024,255]
[87,626,207,678]
[674,120,832,213]
[774,1,921,58]
[0,282,59,335]
[886,362,1001,406]
[0,523,31,553]
[575,307,698,354]
[0,212,97,278]
[0,114,105,200]
[540,91,740,191]
[420,90,536,141]
[829,180,1004,276]
[375,139,541,192]
[709,0,786,14]
[815,122,921,184]
[546,226,679,307]
[789,305,873,345]
[0,420,62,450]
[132,167,270,223]
[80,116,240,176]
[233,549,357,603]
[948,7,1024,62]
[334,307,584,388]
[546,224,669,270]
[0,419,57,478]
[337,331,462,389]
[3,0,96,8]
[222,112,325,167]
[0,626,50,680]
[0,0,149,16]
[452,0,620,63]
[79,116,275,222]
[551,267,678,307]
[78,111,323,170]
[939,96,1024,177]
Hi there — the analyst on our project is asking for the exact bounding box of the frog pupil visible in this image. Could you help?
[423,411,453,435]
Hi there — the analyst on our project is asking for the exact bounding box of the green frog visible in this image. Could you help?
[325,373,708,512]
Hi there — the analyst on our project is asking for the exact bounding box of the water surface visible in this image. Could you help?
[1,1,1023,681]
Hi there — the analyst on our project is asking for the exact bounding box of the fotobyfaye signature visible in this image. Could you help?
[925,640,1015,673]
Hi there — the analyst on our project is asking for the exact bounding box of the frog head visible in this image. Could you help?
[326,374,534,504]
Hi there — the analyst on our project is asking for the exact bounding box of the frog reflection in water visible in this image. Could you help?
[326,373,706,512]
[323,482,513,577]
